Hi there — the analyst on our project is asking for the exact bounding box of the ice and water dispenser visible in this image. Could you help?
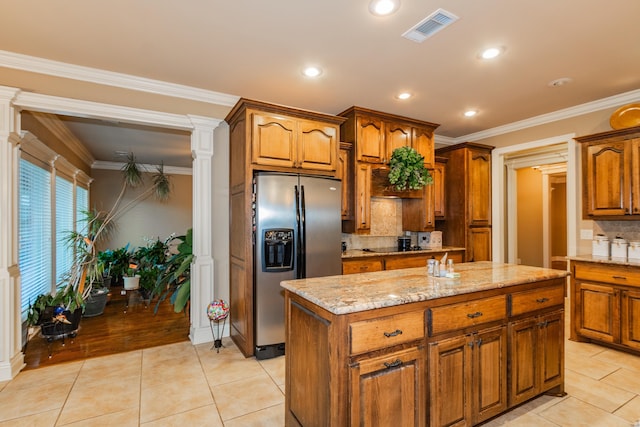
[262,228,294,272]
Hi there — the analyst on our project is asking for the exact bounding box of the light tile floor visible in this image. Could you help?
[1,323,640,426]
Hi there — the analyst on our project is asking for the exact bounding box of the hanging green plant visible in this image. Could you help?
[388,146,432,191]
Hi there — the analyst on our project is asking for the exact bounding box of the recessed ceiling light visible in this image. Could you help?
[302,66,322,78]
[480,47,504,60]
[464,110,478,117]
[396,92,412,100]
[369,0,400,16]
[548,77,572,87]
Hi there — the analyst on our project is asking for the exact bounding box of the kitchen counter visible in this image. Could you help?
[341,245,466,258]
[283,261,569,426]
[281,261,569,315]
[568,254,640,267]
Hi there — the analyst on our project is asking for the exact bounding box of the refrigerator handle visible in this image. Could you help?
[300,184,306,278]
[294,185,303,279]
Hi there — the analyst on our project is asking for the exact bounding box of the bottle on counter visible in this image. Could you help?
[448,259,454,274]
[433,260,440,277]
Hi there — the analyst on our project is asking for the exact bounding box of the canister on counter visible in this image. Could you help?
[427,259,436,275]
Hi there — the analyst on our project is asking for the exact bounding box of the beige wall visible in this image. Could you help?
[517,167,543,267]
[90,169,193,251]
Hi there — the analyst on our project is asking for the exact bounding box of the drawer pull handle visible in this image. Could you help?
[466,311,483,319]
[383,359,403,369]
[384,329,403,338]
[536,297,549,303]
[612,275,627,280]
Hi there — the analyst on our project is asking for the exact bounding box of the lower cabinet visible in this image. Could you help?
[509,310,564,406]
[428,325,507,426]
[350,346,425,427]
[570,260,640,353]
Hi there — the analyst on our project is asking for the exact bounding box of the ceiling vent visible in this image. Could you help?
[402,8,459,43]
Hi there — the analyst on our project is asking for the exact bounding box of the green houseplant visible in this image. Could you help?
[151,228,193,314]
[27,153,172,329]
[388,146,432,191]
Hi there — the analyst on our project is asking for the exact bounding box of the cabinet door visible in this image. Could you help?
[251,113,296,168]
[538,310,564,392]
[433,161,446,219]
[402,180,435,231]
[412,126,435,168]
[428,335,471,427]
[622,289,640,351]
[631,139,640,215]
[350,347,425,427]
[473,326,508,424]
[585,141,631,216]
[338,147,353,220]
[577,282,619,343]
[508,317,538,406]
[356,115,385,163]
[385,122,411,164]
[467,148,492,226]
[355,163,372,232]
[298,119,338,171]
[385,254,428,270]
[468,227,492,262]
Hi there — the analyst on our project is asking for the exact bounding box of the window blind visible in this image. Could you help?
[19,158,52,314]
[55,175,74,284]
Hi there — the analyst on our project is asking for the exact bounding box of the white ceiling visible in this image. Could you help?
[1,0,640,167]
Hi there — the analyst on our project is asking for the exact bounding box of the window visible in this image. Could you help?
[18,158,52,315]
[56,175,74,284]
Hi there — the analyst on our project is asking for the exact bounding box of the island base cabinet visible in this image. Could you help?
[428,325,508,427]
[509,310,564,407]
[349,347,425,427]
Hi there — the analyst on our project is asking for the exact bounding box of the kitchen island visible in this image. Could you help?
[281,261,569,427]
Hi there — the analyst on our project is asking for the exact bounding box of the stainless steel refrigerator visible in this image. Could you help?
[253,172,342,359]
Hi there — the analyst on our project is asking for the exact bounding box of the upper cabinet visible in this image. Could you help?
[576,126,640,218]
[339,106,440,233]
[339,106,439,167]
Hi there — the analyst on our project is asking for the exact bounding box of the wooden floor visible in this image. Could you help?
[23,285,191,370]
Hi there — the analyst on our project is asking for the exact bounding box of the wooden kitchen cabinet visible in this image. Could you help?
[509,310,564,406]
[428,325,507,426]
[354,163,372,233]
[338,143,353,221]
[342,257,384,275]
[570,259,640,354]
[436,143,494,261]
[433,157,447,219]
[251,112,339,172]
[225,98,346,357]
[576,126,640,218]
[350,346,425,427]
[342,249,465,274]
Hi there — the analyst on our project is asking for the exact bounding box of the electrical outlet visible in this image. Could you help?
[580,229,593,240]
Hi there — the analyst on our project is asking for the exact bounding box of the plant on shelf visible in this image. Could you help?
[133,235,172,299]
[151,228,193,314]
[27,153,172,329]
[387,146,432,191]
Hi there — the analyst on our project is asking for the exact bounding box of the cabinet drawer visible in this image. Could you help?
[574,262,640,286]
[350,311,424,355]
[428,295,506,336]
[509,284,565,317]
[342,259,384,275]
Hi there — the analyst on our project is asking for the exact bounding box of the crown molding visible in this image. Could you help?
[29,111,95,166]
[0,50,239,107]
[456,88,640,143]
[92,160,192,176]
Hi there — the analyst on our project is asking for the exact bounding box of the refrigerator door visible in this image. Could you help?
[300,176,342,278]
[254,173,298,347]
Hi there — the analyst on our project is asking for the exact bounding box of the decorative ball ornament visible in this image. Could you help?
[207,299,229,321]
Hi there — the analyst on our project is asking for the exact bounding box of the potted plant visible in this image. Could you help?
[151,229,193,313]
[27,153,172,334]
[123,265,141,290]
[388,146,433,191]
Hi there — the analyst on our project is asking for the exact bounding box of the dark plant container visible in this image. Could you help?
[83,288,109,317]
[40,307,82,341]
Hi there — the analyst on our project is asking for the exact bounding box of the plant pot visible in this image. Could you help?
[123,275,140,290]
[40,307,82,341]
[83,288,109,317]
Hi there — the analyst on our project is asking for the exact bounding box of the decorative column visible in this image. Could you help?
[188,115,222,344]
[0,86,24,380]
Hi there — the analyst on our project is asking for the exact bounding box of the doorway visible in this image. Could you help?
[492,134,580,265]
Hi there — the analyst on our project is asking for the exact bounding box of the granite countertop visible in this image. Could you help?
[281,261,569,315]
[342,246,466,259]
[568,254,640,267]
